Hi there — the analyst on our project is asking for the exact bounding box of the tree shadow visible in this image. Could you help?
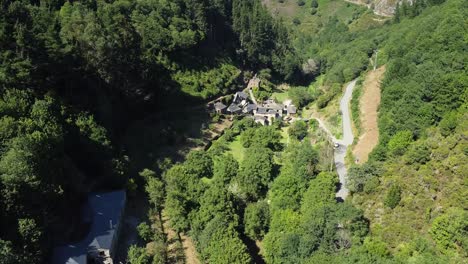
[240,235,266,264]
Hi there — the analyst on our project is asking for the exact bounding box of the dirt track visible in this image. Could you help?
[353,66,385,163]
[163,211,200,264]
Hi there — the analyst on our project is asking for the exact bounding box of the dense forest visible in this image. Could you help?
[1,0,467,263]
[0,0,298,262]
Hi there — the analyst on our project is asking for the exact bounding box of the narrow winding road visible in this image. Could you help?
[314,79,357,200]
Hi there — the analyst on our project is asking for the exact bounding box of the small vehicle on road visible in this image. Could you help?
[334,143,340,149]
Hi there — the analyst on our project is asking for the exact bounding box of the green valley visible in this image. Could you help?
[0,0,466,263]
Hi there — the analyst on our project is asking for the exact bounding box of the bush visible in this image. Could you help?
[316,83,341,109]
[404,142,431,165]
[137,222,153,242]
[223,129,235,141]
[240,128,256,148]
[212,114,220,123]
[293,18,301,25]
[297,0,305,6]
[387,130,413,156]
[310,8,317,15]
[364,177,379,194]
[244,201,270,240]
[347,162,382,193]
[231,118,256,135]
[288,121,308,140]
[439,111,458,137]
[430,208,467,253]
[384,185,401,209]
[311,0,318,8]
[289,87,313,107]
[127,245,150,264]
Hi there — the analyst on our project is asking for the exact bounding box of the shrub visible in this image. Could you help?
[289,87,313,107]
[316,83,341,109]
[384,185,401,209]
[288,121,308,140]
[388,130,413,156]
[439,111,458,137]
[404,142,431,165]
[297,0,305,6]
[430,208,467,253]
[127,245,150,264]
[293,18,301,25]
[347,162,382,193]
[240,128,256,148]
[212,114,220,123]
[137,222,153,242]
[309,119,318,131]
[311,0,318,8]
[364,177,380,194]
[244,201,270,240]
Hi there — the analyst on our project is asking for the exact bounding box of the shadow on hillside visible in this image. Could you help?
[122,79,216,176]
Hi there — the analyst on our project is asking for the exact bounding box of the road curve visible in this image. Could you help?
[314,79,357,200]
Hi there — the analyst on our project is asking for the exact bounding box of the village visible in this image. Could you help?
[210,76,298,126]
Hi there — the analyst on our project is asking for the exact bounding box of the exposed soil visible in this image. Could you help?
[353,66,385,163]
[344,0,396,17]
[162,211,200,264]
[180,235,199,264]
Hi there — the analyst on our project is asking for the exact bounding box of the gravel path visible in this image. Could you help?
[334,79,356,200]
[313,79,357,200]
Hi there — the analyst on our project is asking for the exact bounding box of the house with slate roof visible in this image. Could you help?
[213,102,227,114]
[243,103,258,114]
[227,103,242,114]
[233,91,249,103]
[287,105,297,116]
[217,87,298,126]
[53,191,126,264]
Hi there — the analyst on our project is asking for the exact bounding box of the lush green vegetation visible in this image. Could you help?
[345,0,467,263]
[0,90,122,263]
[0,0,299,262]
[264,0,467,263]
[0,0,466,263]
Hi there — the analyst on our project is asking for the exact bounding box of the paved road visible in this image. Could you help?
[313,79,356,200]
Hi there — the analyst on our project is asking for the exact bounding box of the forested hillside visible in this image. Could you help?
[0,0,298,262]
[0,0,467,263]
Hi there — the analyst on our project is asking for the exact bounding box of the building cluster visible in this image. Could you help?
[213,91,297,126]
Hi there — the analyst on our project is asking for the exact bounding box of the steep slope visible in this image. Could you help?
[347,0,467,260]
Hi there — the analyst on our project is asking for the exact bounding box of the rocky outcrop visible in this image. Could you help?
[345,0,400,17]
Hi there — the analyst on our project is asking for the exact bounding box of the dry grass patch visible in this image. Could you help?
[352,66,385,163]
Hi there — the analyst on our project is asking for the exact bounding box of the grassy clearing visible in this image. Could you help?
[329,112,343,139]
[227,136,245,162]
[280,126,290,145]
[349,11,390,31]
[272,92,289,103]
[264,0,376,31]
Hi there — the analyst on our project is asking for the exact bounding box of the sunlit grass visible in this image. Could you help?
[227,136,245,162]
[272,92,289,103]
